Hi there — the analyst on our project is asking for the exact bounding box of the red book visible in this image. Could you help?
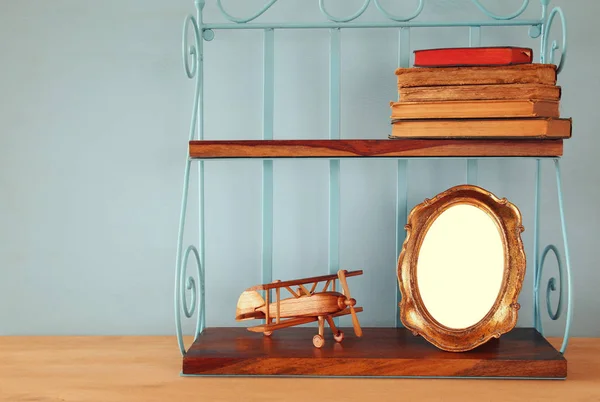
[413,46,533,68]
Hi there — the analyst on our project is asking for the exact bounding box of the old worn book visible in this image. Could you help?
[413,46,533,67]
[390,100,559,119]
[389,118,572,139]
[396,64,557,88]
[398,84,561,102]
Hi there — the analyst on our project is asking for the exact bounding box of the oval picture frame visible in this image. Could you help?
[397,185,526,352]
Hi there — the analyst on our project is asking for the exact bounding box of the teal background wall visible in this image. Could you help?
[1,0,597,337]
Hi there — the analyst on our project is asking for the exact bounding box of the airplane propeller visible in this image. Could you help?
[337,269,363,337]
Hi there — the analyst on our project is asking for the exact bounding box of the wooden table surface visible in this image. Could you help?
[1,336,599,402]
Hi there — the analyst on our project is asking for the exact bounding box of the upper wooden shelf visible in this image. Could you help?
[189,139,563,159]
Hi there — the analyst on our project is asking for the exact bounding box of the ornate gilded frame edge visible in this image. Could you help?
[397,184,526,352]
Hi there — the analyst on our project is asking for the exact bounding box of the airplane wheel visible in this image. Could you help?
[333,331,344,343]
[313,334,325,348]
[263,331,272,337]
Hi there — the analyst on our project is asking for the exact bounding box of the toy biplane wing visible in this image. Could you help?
[245,269,363,292]
[246,306,364,333]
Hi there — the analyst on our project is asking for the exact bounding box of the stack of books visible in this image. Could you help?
[389,46,572,140]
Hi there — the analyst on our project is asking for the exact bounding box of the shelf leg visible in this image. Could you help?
[175,5,206,357]
[533,159,542,332]
[533,159,573,355]
[554,159,573,354]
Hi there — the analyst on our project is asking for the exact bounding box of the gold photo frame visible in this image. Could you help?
[397,185,526,352]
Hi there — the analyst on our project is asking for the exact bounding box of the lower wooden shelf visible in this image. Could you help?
[182,327,566,379]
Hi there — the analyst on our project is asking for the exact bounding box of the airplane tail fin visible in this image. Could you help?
[235,290,266,321]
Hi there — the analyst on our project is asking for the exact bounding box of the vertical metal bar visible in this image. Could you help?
[398,28,411,81]
[533,159,541,331]
[466,160,478,184]
[262,161,273,293]
[329,28,341,326]
[395,27,410,327]
[198,168,206,333]
[262,29,275,305]
[469,25,481,47]
[329,159,340,276]
[329,27,341,276]
[539,2,548,64]
[196,2,206,334]
[554,159,573,354]
[466,26,481,185]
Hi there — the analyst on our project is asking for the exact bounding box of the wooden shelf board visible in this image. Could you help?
[188,139,563,159]
[182,327,566,378]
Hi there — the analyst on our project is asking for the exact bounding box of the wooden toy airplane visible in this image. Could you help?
[235,269,363,348]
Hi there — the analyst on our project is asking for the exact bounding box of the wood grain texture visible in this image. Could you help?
[189,139,563,158]
[1,335,599,402]
[182,327,565,378]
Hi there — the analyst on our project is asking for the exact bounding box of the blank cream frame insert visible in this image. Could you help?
[418,204,504,329]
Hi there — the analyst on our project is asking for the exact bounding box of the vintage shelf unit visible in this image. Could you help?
[175,0,572,378]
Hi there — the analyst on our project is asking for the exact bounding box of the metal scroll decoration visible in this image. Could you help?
[471,0,529,20]
[541,6,567,73]
[215,0,535,23]
[175,11,206,357]
[534,160,573,354]
[183,15,200,79]
[373,0,425,23]
[319,0,371,23]
[539,245,564,321]
[216,0,278,23]
[175,244,205,356]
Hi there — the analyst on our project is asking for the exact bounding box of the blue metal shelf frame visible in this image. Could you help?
[175,0,572,357]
